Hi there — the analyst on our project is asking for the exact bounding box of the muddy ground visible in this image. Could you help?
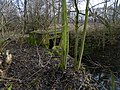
[0,26,120,90]
[0,41,97,90]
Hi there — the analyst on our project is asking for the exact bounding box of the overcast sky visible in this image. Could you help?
[79,0,108,10]
[79,0,120,10]
[19,0,120,10]
[69,0,105,10]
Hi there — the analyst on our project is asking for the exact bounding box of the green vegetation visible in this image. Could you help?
[74,0,90,70]
[7,85,12,90]
[52,0,57,47]
[111,71,115,90]
[60,0,69,70]
[0,0,120,89]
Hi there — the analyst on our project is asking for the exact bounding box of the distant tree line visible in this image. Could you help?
[0,0,120,34]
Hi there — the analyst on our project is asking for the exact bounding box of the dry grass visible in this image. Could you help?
[49,23,104,33]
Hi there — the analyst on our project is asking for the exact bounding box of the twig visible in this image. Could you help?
[0,76,22,83]
[27,69,42,79]
[36,45,43,67]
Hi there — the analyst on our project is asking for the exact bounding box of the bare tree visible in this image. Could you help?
[23,0,27,34]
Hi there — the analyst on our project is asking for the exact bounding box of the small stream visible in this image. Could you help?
[92,71,120,90]
[69,31,120,89]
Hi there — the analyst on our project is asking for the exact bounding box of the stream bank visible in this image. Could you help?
[69,27,120,89]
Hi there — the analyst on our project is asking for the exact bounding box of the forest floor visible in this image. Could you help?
[0,24,120,89]
[69,29,120,89]
[0,41,97,90]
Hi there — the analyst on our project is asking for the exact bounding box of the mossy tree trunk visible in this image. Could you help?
[74,0,79,70]
[60,0,69,70]
[77,0,90,70]
[52,0,57,46]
